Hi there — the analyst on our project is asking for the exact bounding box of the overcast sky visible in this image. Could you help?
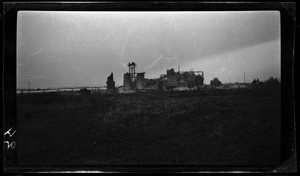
[17,11,280,89]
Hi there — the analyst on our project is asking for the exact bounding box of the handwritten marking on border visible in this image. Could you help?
[4,127,17,150]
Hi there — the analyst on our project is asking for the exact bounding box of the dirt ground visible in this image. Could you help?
[16,88,280,168]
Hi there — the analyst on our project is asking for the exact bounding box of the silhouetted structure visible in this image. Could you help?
[119,62,204,93]
[160,69,204,91]
[123,62,147,92]
[106,72,115,93]
[210,78,222,87]
[123,72,132,90]
[128,62,137,82]
[135,72,146,90]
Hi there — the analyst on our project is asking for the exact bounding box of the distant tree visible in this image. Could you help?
[252,78,261,88]
[264,76,280,88]
[266,76,279,84]
[210,78,222,87]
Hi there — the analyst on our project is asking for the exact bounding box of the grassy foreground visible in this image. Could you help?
[17,88,280,167]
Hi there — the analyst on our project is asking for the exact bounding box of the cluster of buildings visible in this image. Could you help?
[106,62,205,93]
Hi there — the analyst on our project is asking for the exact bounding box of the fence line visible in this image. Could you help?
[17,86,107,94]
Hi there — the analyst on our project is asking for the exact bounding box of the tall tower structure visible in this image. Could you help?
[128,62,137,82]
[123,62,137,90]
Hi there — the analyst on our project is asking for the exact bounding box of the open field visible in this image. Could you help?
[17,88,280,167]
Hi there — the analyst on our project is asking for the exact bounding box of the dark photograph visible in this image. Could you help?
[4,6,294,172]
[16,11,281,166]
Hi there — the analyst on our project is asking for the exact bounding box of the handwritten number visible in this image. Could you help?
[4,141,16,149]
[4,127,17,150]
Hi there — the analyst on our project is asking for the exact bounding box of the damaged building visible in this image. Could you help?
[118,62,146,93]
[118,62,204,93]
[120,62,146,93]
[106,72,115,93]
[159,68,204,91]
